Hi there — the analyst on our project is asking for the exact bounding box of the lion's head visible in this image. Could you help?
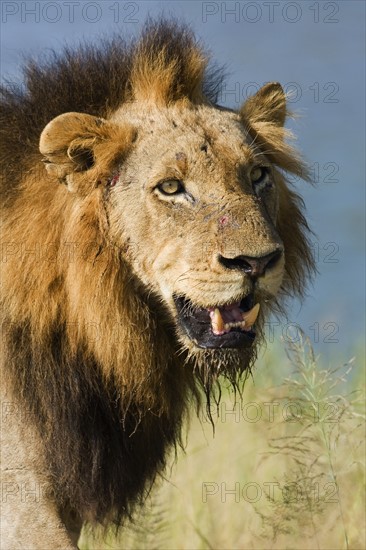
[39,85,313,386]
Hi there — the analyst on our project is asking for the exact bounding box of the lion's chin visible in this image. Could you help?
[173,294,258,350]
[182,342,256,391]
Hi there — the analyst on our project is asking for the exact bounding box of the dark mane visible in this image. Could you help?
[3,319,188,525]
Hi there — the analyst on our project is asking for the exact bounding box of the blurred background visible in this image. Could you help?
[1,2,365,548]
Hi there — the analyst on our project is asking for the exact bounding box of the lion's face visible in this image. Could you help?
[107,104,284,351]
[39,83,310,363]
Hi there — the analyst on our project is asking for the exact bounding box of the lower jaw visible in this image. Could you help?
[178,326,256,350]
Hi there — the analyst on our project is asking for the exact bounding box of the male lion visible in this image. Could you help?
[0,20,314,549]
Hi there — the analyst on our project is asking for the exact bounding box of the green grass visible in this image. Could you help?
[80,335,365,549]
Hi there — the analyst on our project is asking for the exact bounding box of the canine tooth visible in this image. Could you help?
[242,303,260,326]
[212,308,225,333]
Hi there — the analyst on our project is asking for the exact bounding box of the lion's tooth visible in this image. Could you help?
[242,303,260,327]
[212,308,225,333]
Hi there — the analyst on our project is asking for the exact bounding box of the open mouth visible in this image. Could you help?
[173,293,260,349]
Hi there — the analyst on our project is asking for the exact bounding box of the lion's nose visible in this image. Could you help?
[218,250,282,277]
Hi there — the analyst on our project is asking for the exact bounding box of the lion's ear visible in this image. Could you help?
[40,112,136,194]
[240,82,286,127]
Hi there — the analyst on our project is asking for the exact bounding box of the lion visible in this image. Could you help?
[0,20,314,549]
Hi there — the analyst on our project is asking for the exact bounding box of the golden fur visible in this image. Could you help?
[0,19,314,547]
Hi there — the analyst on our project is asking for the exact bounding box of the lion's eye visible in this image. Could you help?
[250,166,272,194]
[157,179,185,195]
[250,167,268,184]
